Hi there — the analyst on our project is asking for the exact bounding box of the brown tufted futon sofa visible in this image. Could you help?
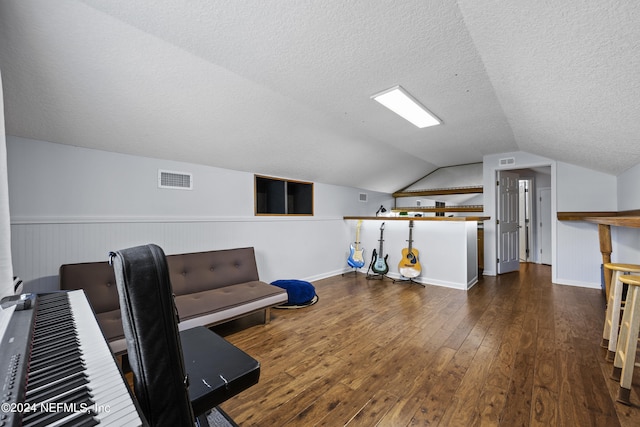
[59,247,288,354]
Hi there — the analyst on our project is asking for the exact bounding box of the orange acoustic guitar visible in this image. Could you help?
[398,220,421,278]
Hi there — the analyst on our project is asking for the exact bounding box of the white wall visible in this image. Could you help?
[614,163,640,263]
[617,163,640,211]
[0,69,13,298]
[7,136,392,291]
[556,162,617,212]
[555,161,617,287]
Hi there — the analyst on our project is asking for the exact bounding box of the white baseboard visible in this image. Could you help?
[552,278,602,290]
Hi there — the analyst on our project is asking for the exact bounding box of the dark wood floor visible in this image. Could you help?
[213,264,640,426]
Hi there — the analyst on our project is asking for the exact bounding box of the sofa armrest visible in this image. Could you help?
[59,261,120,315]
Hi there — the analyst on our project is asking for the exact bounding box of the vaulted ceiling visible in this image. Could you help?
[1,1,638,193]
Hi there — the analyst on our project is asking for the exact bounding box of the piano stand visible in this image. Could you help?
[180,326,260,420]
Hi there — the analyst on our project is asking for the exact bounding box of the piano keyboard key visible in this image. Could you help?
[19,291,145,427]
[67,290,145,426]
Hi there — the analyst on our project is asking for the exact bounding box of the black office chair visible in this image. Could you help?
[110,244,259,427]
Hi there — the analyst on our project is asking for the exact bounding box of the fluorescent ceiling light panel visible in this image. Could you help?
[371,86,441,128]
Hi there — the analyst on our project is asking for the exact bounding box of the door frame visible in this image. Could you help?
[537,187,552,265]
[484,157,556,282]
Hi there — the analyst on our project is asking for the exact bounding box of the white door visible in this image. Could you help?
[538,187,552,265]
[497,171,520,274]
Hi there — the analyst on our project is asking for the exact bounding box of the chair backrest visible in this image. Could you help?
[110,244,195,427]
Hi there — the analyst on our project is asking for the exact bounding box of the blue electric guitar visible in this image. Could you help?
[347,220,365,268]
[371,222,389,275]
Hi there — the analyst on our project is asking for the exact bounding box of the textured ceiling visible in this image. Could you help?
[0,1,638,193]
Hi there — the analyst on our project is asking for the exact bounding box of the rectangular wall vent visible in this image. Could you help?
[499,157,516,166]
[359,193,368,202]
[158,170,193,190]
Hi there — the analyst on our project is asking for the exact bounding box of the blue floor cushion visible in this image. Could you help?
[271,279,316,305]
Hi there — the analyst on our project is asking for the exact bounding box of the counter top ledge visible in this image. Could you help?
[557,211,640,228]
[343,216,490,222]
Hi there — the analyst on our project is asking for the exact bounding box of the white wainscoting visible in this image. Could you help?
[555,220,602,289]
[11,216,351,293]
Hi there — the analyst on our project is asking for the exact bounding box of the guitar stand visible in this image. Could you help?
[365,258,388,281]
[393,276,425,286]
[342,267,360,277]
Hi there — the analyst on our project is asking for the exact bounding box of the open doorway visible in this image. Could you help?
[496,166,552,273]
[518,179,533,262]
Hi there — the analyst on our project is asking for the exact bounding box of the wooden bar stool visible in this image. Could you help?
[601,263,640,361]
[611,274,640,405]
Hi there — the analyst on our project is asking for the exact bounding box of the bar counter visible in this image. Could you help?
[344,216,489,290]
[557,211,640,298]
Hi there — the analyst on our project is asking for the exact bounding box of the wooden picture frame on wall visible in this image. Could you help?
[255,175,314,216]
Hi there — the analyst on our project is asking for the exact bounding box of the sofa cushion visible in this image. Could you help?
[174,281,285,322]
[167,247,260,296]
[95,309,125,342]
